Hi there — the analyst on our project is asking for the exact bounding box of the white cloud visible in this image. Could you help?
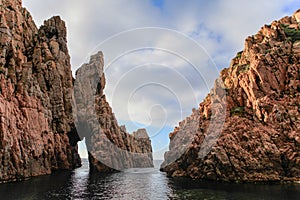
[104,48,212,129]
[23,0,297,66]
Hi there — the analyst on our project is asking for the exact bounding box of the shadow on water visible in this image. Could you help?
[169,177,300,200]
[0,169,73,199]
[0,159,299,199]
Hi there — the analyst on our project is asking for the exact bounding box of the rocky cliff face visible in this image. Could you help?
[74,52,153,172]
[0,0,153,182]
[161,10,300,182]
[0,0,81,182]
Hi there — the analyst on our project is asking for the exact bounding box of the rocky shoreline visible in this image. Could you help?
[1,0,299,184]
[161,10,300,183]
[0,0,153,183]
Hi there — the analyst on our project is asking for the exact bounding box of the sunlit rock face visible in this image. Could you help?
[161,11,300,182]
[74,52,153,172]
[294,9,300,23]
[0,0,81,183]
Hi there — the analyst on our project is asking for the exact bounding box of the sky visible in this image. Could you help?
[23,0,300,160]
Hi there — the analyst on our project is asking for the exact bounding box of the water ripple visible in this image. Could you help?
[0,160,299,200]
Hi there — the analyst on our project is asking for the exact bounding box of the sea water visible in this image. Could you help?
[0,159,299,200]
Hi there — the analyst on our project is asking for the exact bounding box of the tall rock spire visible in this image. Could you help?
[0,0,81,183]
[73,52,153,172]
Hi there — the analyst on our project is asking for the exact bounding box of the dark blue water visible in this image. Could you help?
[0,159,299,199]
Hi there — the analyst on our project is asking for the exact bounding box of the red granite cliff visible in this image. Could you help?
[0,0,153,183]
[0,0,81,182]
[161,10,300,182]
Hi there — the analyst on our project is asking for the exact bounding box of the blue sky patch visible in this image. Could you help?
[151,0,164,9]
[283,2,300,13]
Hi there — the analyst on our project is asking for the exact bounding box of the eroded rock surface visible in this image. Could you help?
[74,52,153,172]
[0,0,81,182]
[161,10,300,182]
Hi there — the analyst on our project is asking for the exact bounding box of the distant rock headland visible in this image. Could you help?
[161,10,300,182]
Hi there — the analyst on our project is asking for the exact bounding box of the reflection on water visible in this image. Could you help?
[0,159,299,200]
[46,159,90,199]
[82,168,173,199]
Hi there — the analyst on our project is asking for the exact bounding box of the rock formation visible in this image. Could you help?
[161,10,300,182]
[0,0,153,182]
[74,52,153,172]
[0,0,81,183]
